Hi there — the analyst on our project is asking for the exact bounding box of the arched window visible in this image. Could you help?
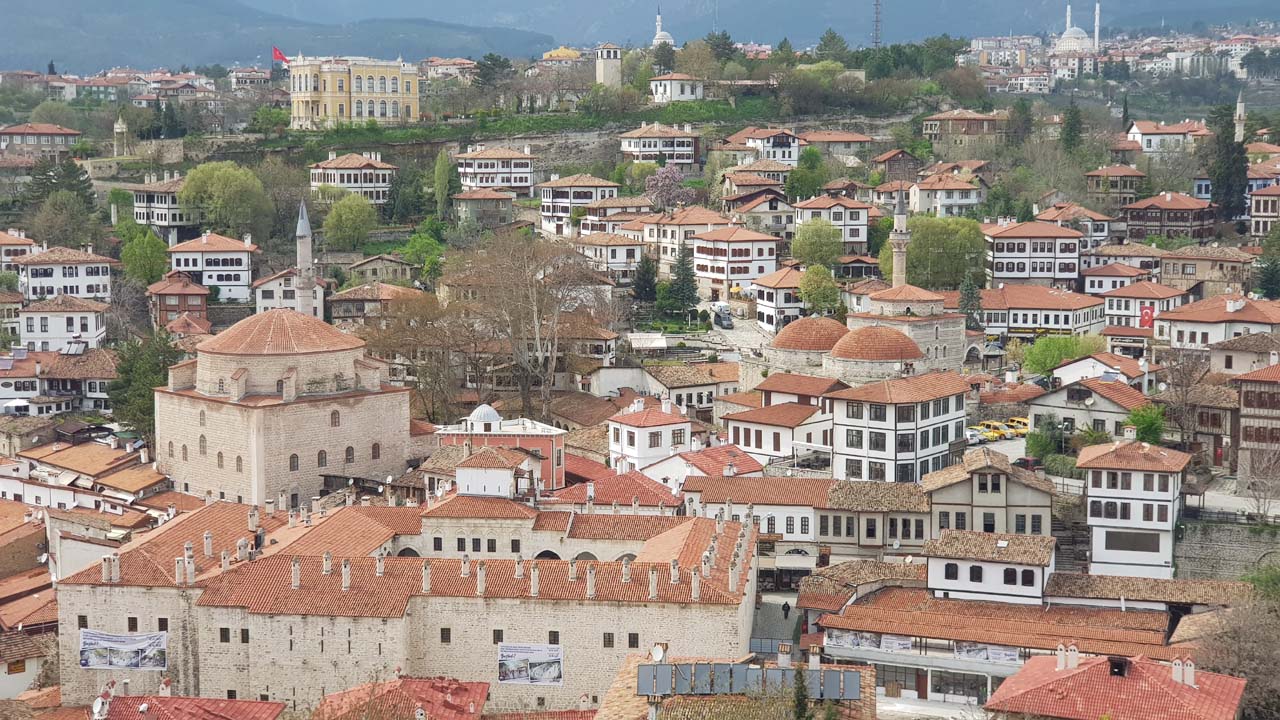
[366,75,374,92]
[371,443,381,460]
[182,445,188,461]
[354,75,362,92]
[379,101,387,117]
[390,100,399,118]
[289,454,299,471]
[199,410,206,426]
[345,446,355,463]
[1021,569,1035,587]
[1003,568,1017,585]
[378,76,386,92]
[168,441,174,458]
[390,76,398,93]
[331,410,340,427]
[355,100,362,117]
[969,565,983,582]
[198,435,207,456]
[317,450,327,468]
[216,452,224,469]
[235,456,243,473]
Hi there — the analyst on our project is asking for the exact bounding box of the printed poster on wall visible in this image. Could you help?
[498,643,563,685]
[79,630,167,670]
[825,629,881,649]
[879,634,913,652]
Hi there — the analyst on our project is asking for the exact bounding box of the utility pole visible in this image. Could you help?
[872,0,883,48]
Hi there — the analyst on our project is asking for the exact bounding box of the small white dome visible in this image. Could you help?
[653,30,674,48]
[468,404,502,424]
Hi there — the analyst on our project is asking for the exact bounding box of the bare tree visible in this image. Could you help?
[1246,449,1280,519]
[1200,601,1280,720]
[1156,347,1210,447]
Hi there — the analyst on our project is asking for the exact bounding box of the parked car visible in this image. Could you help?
[967,425,998,443]
[965,428,983,445]
[714,312,734,329]
[1004,418,1030,437]
[1012,456,1044,470]
[979,420,1017,440]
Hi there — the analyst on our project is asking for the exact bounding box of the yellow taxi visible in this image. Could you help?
[1004,417,1030,436]
[979,420,1017,440]
[968,425,1002,443]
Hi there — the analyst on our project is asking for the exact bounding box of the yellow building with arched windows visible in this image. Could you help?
[287,55,421,130]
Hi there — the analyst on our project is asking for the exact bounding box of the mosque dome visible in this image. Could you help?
[468,404,503,424]
[829,326,923,362]
[771,317,849,352]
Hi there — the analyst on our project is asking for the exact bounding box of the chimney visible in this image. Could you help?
[121,679,129,697]
[632,496,640,513]
[669,558,679,583]
[1185,658,1196,686]
[265,499,275,516]
[586,481,595,501]
[174,557,184,585]
[476,561,487,595]
[422,559,433,592]
[611,501,619,514]
[185,557,195,585]
[586,564,597,598]
[221,550,230,573]
[1123,424,1137,440]
[649,566,659,599]
[530,562,540,597]
[569,558,578,581]
[341,559,351,591]
[725,462,736,477]
[201,231,208,244]
[278,491,287,512]
[140,448,149,465]
[291,557,301,589]
[729,561,739,592]
[776,642,791,668]
[515,555,525,578]
[248,507,259,531]
[110,553,120,582]
[622,557,632,583]
[288,511,296,529]
[1172,657,1185,683]
[203,531,213,557]
[691,569,701,601]
[329,151,337,160]
[701,552,712,578]
[662,397,672,414]
[100,555,112,583]
[1165,192,1172,202]
[322,551,333,575]
[808,646,821,670]
[236,538,248,562]
[461,554,471,577]
[376,554,385,577]
[158,678,171,697]
[1066,643,1079,669]
[1056,643,1066,670]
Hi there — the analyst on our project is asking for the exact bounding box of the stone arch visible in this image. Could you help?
[965,344,981,364]
[615,553,638,562]
[535,550,561,560]
[397,547,421,557]
[784,548,810,556]
[573,551,598,562]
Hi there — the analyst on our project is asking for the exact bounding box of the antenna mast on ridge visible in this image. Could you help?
[872,0,883,48]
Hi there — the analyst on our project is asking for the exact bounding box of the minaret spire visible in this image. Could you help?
[296,201,316,318]
[890,190,910,288]
[1066,3,1072,32]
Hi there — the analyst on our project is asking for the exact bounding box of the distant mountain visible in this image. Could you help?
[0,0,554,73]
[244,0,1280,48]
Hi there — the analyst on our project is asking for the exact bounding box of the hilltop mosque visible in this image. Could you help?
[1053,2,1101,54]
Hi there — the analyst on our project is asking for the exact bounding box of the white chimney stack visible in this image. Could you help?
[808,645,821,670]
[476,561,487,595]
[691,568,701,601]
[569,558,578,581]
[586,563,597,598]
[421,559,432,593]
[1173,657,1185,683]
[291,557,301,589]
[530,562,540,597]
[649,567,659,599]
[376,554,385,577]
[776,642,791,668]
[1184,658,1196,686]
[1066,643,1079,669]
[322,551,332,575]
[221,550,229,573]
[670,558,679,584]
[341,559,351,591]
[1055,643,1066,670]
[203,531,213,557]
[174,557,184,585]
[110,553,120,583]
[248,507,259,531]
[461,554,471,577]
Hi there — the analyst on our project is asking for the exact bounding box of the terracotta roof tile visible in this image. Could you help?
[830,326,923,361]
[0,123,80,135]
[682,475,832,507]
[751,267,805,289]
[1044,572,1250,606]
[538,174,618,189]
[1082,263,1149,277]
[1076,440,1192,473]
[147,271,208,296]
[1076,377,1152,411]
[986,221,1084,239]
[923,529,1056,566]
[105,696,285,720]
[20,294,109,313]
[867,284,944,302]
[167,232,258,254]
[1123,192,1213,211]
[1101,280,1186,300]
[563,513,687,541]
[769,317,849,351]
[825,371,970,404]
[620,123,696,139]
[310,153,398,170]
[330,283,426,302]
[1085,164,1147,177]
[198,309,365,355]
[313,677,483,720]
[420,495,537,520]
[0,630,45,663]
[544,471,679,507]
[755,373,848,397]
[721,401,819,427]
[286,506,425,558]
[797,560,926,612]
[611,406,689,428]
[676,444,763,476]
[825,480,929,513]
[455,147,534,160]
[920,447,1055,495]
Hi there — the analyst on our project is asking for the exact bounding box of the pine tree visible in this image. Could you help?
[1257,258,1280,300]
[959,275,983,330]
[1121,94,1131,130]
[1060,101,1083,154]
[774,38,797,67]
[815,28,850,63]
[1208,103,1249,221]
[662,243,700,318]
[433,150,452,219]
[161,102,182,139]
[107,332,183,446]
[1008,97,1033,146]
[653,42,676,74]
[633,254,658,302]
[792,664,812,720]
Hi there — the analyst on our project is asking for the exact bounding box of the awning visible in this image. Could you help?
[628,333,667,350]
[774,553,818,570]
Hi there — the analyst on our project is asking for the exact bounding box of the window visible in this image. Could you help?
[440,628,451,644]
[1157,505,1168,522]
[978,475,988,493]
[288,454,299,471]
[78,615,88,629]
[938,511,950,529]
[220,628,231,643]
[371,443,381,460]
[603,633,614,648]
[785,517,795,534]
[1104,531,1160,552]
[800,517,809,534]
[434,537,443,551]
[227,692,237,700]
[331,410,340,427]
[128,617,138,632]
[955,512,967,530]
[241,628,250,643]
[969,565,983,582]
[1015,514,1026,534]
[345,446,355,463]
[493,629,503,644]
[628,632,640,649]
[549,631,560,645]
[819,515,829,536]
[457,538,466,551]
[866,518,877,539]
[944,562,958,580]
[1031,515,1042,534]
[983,512,995,533]
[1021,569,1035,587]
[158,618,168,632]
[472,538,480,553]
[1003,568,1017,585]
[317,450,327,467]
[869,404,887,422]
[512,539,521,553]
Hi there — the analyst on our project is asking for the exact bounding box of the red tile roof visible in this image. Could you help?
[147,271,208,296]
[11,246,118,266]
[563,513,687,541]
[1103,325,1154,338]
[752,267,804,289]
[20,294,109,313]
[544,471,679,507]
[330,283,426,302]
[691,227,779,244]
[825,371,971,404]
[682,475,833,507]
[285,506,425,558]
[721,401,819,428]
[1081,263,1150,277]
[455,146,534,160]
[198,309,365,355]
[538,174,618,189]
[1077,377,1151,411]
[984,655,1245,720]
[310,153,398,170]
[868,284,944,302]
[756,373,848,397]
[676,444,763,476]
[167,232,259,254]
[1054,352,1160,380]
[564,453,613,483]
[1076,440,1192,473]
[792,196,872,210]
[923,529,1056,566]
[1123,192,1213,211]
[0,123,81,136]
[986,221,1084,239]
[830,325,924,361]
[456,447,529,470]
[313,678,485,720]
[420,495,537,520]
[105,696,285,720]
[1085,164,1147,177]
[1158,294,1280,326]
[940,285,1102,312]
[610,407,688,428]
[769,317,849,351]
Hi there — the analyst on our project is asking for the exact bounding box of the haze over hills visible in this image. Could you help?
[0,0,554,73]
[243,0,1280,48]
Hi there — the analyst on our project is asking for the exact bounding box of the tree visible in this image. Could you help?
[704,31,736,63]
[1158,348,1210,446]
[660,244,699,318]
[119,224,169,284]
[1200,598,1280,720]
[29,100,77,130]
[773,38,797,68]
[792,657,812,720]
[791,219,843,269]
[161,102,185,138]
[867,216,892,258]
[676,41,719,81]
[1120,94,1131,129]
[107,332,183,446]
[23,155,93,208]
[323,194,378,250]
[433,150,456,218]
[644,165,696,210]
[1257,258,1280,300]
[385,167,427,224]
[1021,335,1099,375]
[180,161,273,242]
[958,276,983,331]
[1008,97,1033,146]
[1125,404,1165,444]
[815,28,849,64]
[252,156,309,250]
[247,105,290,137]
[785,146,829,200]
[799,265,840,314]
[401,221,446,280]
[653,42,676,75]
[1060,101,1083,154]
[29,190,96,249]
[876,216,985,290]
[633,254,658,302]
[1207,102,1249,220]
[1026,416,1067,459]
[474,53,514,88]
[0,272,17,293]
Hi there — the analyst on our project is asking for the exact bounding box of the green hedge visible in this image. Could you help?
[1044,454,1083,479]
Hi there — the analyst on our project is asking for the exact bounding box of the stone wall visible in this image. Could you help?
[969,401,1032,424]
[205,303,255,333]
[1174,520,1280,580]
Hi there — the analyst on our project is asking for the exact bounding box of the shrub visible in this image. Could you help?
[1045,454,1082,479]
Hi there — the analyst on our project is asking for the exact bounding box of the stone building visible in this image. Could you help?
[1234,364,1280,494]
[1084,165,1146,211]
[154,309,411,507]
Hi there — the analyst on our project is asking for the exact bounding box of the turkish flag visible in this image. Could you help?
[1139,305,1155,328]
[272,46,289,65]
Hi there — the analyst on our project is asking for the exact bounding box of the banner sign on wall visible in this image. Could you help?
[498,644,563,685]
[954,641,1019,663]
[79,630,168,670]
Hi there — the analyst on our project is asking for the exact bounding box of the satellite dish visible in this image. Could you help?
[1158,382,1168,392]
[651,643,666,662]
[92,698,105,718]
[892,540,901,549]
[435,486,445,498]
[1084,397,1095,406]
[904,555,913,564]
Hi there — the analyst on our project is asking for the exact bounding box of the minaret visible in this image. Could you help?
[656,5,663,39]
[1066,3,1072,32]
[1235,91,1247,143]
[889,190,911,288]
[1094,2,1101,52]
[296,201,315,318]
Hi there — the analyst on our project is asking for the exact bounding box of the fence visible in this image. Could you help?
[1182,506,1280,526]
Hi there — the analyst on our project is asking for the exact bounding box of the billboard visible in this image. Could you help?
[498,643,563,685]
[954,641,1019,663]
[79,630,167,670]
